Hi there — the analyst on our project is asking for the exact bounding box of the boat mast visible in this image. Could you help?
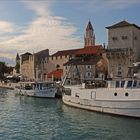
[62,65,72,86]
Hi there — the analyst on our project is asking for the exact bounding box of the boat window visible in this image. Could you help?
[40,84,42,90]
[116,81,120,88]
[36,84,40,89]
[110,81,115,88]
[121,81,125,88]
[127,81,133,88]
[133,80,137,88]
[25,84,32,90]
[138,81,140,88]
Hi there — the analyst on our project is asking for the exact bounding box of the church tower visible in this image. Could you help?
[84,21,95,47]
[16,53,20,64]
[15,53,20,73]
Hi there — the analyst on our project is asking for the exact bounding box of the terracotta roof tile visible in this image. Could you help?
[51,48,81,57]
[47,69,63,78]
[51,45,103,57]
[75,45,103,55]
[64,55,101,66]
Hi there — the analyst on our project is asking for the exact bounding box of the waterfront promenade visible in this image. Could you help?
[0,82,19,89]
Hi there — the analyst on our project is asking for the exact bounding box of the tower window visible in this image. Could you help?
[112,37,118,41]
[86,72,91,77]
[86,65,91,69]
[122,36,127,40]
[134,36,138,40]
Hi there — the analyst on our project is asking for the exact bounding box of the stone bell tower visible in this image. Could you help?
[84,21,95,47]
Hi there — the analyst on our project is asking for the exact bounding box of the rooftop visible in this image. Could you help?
[47,69,63,79]
[106,20,140,30]
[51,48,81,57]
[64,55,102,66]
[76,45,103,55]
[51,45,103,57]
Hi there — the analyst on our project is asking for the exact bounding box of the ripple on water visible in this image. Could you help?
[0,89,140,140]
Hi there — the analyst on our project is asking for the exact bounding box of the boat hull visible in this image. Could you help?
[15,88,56,98]
[63,95,140,118]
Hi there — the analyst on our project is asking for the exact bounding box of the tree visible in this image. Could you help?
[15,62,20,73]
[0,61,13,80]
[0,62,6,79]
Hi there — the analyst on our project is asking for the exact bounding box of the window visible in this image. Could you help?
[86,72,91,77]
[122,36,128,40]
[56,64,60,69]
[116,81,120,88]
[125,93,129,96]
[134,36,138,40]
[118,66,121,71]
[121,81,125,88]
[133,80,137,88]
[127,81,133,88]
[118,71,122,75]
[112,37,118,41]
[86,65,91,70]
[51,57,53,60]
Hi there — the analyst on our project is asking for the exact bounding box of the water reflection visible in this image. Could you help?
[0,88,140,140]
[62,104,140,140]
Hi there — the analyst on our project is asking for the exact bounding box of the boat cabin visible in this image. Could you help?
[19,82,55,90]
[108,80,140,89]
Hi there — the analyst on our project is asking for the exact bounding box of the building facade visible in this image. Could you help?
[20,49,49,81]
[106,20,140,78]
[63,21,107,84]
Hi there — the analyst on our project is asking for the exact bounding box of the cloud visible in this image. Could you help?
[1,0,139,64]
[0,1,82,63]
[0,21,14,32]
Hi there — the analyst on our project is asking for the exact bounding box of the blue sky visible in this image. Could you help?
[0,0,140,65]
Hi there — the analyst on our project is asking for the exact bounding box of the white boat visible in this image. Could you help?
[15,81,57,98]
[62,79,140,117]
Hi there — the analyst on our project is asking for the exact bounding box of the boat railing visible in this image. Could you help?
[85,80,107,89]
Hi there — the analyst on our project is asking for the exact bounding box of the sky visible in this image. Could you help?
[0,0,140,65]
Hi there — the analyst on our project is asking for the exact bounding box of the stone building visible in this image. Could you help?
[106,20,140,78]
[46,21,107,82]
[63,21,107,84]
[47,49,81,73]
[20,49,49,81]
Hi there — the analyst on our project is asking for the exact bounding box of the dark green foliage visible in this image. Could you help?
[0,61,13,80]
[15,62,20,73]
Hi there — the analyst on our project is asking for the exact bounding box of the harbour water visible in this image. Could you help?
[0,88,140,140]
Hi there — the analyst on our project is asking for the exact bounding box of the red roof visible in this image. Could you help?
[75,45,103,55]
[51,45,103,57]
[47,69,63,79]
[51,48,81,57]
